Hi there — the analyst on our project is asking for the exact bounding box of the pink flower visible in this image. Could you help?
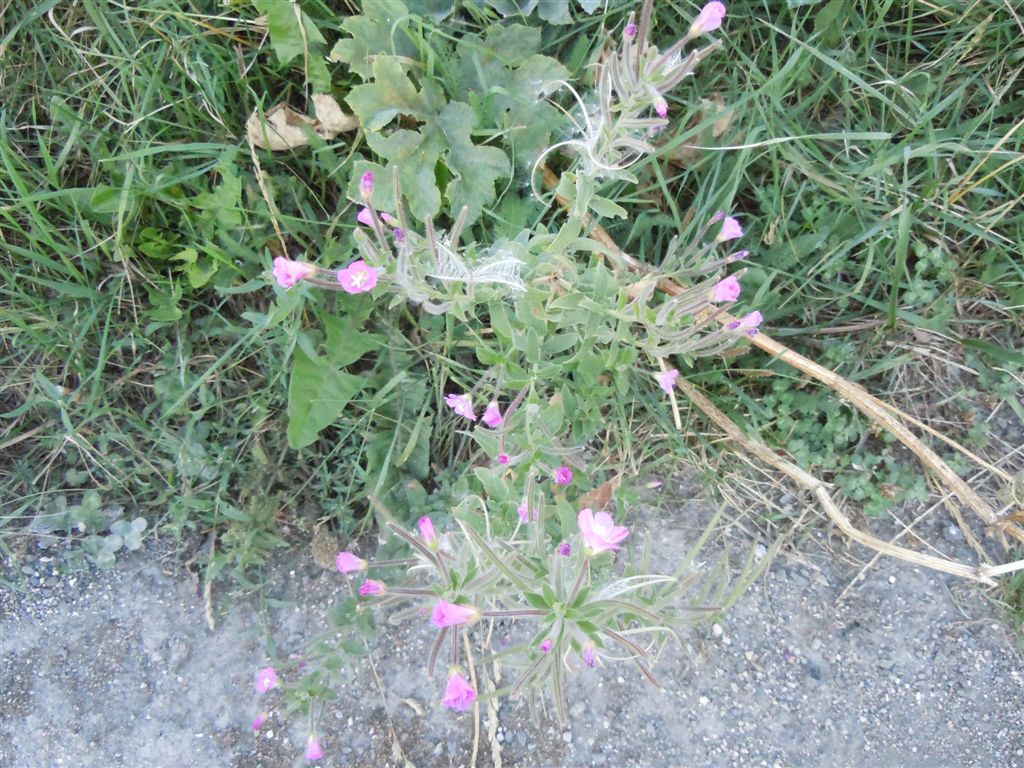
[657,368,679,395]
[482,401,503,428]
[251,713,268,731]
[690,1,726,37]
[272,257,315,288]
[517,502,529,524]
[431,600,481,628]
[305,735,325,761]
[254,667,278,694]
[444,393,476,421]
[624,22,638,39]
[729,310,763,336]
[654,96,668,118]
[540,639,553,653]
[336,259,378,293]
[582,644,597,668]
[716,216,743,242]
[553,467,573,486]
[360,171,374,199]
[335,551,367,574]
[441,670,477,711]
[557,541,571,557]
[360,579,385,596]
[498,453,510,465]
[713,275,741,303]
[577,507,630,554]
[356,206,375,226]
[418,515,438,548]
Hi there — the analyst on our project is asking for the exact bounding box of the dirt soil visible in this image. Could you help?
[3,481,1023,768]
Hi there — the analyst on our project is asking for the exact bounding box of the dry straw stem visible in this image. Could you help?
[539,166,1024,582]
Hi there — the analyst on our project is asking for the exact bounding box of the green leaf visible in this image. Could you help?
[328,0,417,80]
[346,56,432,131]
[323,312,380,367]
[436,102,510,225]
[536,0,571,24]
[366,127,445,221]
[287,349,366,449]
[254,1,326,66]
[452,28,569,166]
[406,0,455,20]
[588,194,628,219]
[484,0,538,16]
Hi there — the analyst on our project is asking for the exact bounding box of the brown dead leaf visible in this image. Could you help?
[576,474,622,512]
[247,94,358,151]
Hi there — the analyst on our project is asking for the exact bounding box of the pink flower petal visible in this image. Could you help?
[441,671,477,711]
[690,1,726,37]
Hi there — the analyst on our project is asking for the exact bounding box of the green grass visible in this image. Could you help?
[2,0,1021,575]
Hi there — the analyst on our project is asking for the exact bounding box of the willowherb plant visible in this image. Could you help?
[259,0,767,760]
[533,0,725,209]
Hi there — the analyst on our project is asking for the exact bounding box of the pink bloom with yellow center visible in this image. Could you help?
[335,551,368,574]
[482,401,503,428]
[272,257,316,288]
[716,216,743,243]
[305,735,325,761]
[418,516,438,548]
[713,275,741,303]
[254,667,278,694]
[360,579,385,596]
[444,393,476,421]
[658,368,679,395]
[690,1,726,37]
[441,670,477,711]
[578,507,630,554]
[337,259,378,294]
[553,467,573,486]
[431,600,481,628]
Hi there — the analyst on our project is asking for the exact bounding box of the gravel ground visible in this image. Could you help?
[3,488,1023,768]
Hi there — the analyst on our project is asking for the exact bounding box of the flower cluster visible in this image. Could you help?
[249,665,326,761]
[272,255,378,295]
[533,2,730,184]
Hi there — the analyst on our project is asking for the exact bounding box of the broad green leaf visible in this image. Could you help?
[254,1,326,66]
[191,161,242,231]
[328,0,417,80]
[537,0,571,24]
[366,127,445,221]
[346,56,431,131]
[405,0,455,20]
[323,310,380,367]
[436,102,510,225]
[484,0,539,16]
[287,349,366,449]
